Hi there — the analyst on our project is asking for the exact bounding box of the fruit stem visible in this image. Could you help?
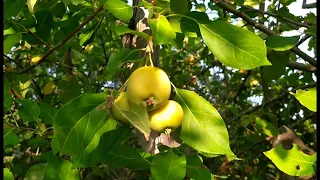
[164,128,172,135]
[119,78,129,92]
[148,52,154,67]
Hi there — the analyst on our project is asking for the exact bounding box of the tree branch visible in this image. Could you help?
[286,60,316,72]
[241,6,312,28]
[229,82,316,125]
[296,34,311,47]
[212,0,317,67]
[302,0,317,9]
[17,5,104,74]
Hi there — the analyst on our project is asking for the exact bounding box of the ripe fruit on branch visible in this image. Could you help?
[111,92,130,123]
[126,66,171,111]
[149,100,184,133]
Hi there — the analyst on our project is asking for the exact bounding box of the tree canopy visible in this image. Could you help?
[3,0,317,179]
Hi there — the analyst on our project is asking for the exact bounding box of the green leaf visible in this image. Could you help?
[290,88,316,112]
[149,15,176,45]
[170,0,189,14]
[169,12,209,37]
[27,0,37,14]
[103,144,151,170]
[114,25,149,40]
[254,117,279,137]
[16,99,40,122]
[57,79,81,104]
[39,103,57,125]
[71,118,118,168]
[199,20,271,70]
[53,93,109,156]
[79,30,94,46]
[24,153,80,180]
[264,144,316,176]
[4,128,19,147]
[50,2,66,18]
[117,103,151,136]
[151,150,186,180]
[105,49,144,80]
[4,168,14,180]
[261,50,289,82]
[4,33,22,54]
[175,89,236,159]
[4,78,12,113]
[266,35,300,51]
[51,135,59,155]
[4,0,26,19]
[24,164,46,180]
[188,166,213,180]
[104,0,133,21]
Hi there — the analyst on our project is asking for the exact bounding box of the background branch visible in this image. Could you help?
[17,5,104,74]
[241,6,312,28]
[229,82,316,125]
[212,0,317,67]
[286,60,316,72]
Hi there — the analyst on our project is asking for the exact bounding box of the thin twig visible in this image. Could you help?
[233,70,251,103]
[212,0,317,67]
[241,6,313,28]
[4,54,44,100]
[229,82,316,125]
[18,5,104,74]
[27,29,51,49]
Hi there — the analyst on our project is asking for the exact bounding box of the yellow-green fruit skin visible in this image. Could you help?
[149,100,184,133]
[126,66,171,111]
[111,92,130,123]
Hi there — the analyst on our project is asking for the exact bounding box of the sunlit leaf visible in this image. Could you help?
[264,144,316,176]
[4,33,22,54]
[254,117,279,137]
[27,0,37,13]
[54,93,109,156]
[4,168,14,180]
[71,118,118,168]
[290,88,316,112]
[114,25,149,40]
[149,15,176,45]
[151,150,186,180]
[199,20,271,69]
[104,0,133,21]
[175,89,236,160]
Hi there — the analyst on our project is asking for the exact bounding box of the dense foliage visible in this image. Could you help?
[4,0,317,179]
